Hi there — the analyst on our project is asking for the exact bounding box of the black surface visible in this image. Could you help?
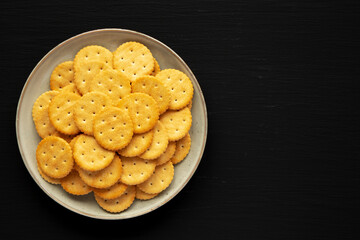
[1,0,360,239]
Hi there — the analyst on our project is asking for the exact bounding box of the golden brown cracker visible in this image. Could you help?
[171,133,191,164]
[117,93,159,134]
[89,68,131,106]
[48,91,81,135]
[140,121,168,160]
[73,45,113,72]
[150,58,160,76]
[61,170,92,195]
[113,41,154,82]
[117,130,154,157]
[155,141,176,166]
[36,136,74,179]
[120,156,156,185]
[135,186,158,200]
[137,161,174,194]
[50,61,74,91]
[32,90,62,138]
[74,60,111,95]
[132,76,171,114]
[78,155,122,189]
[156,69,193,110]
[73,134,115,171]
[93,106,133,151]
[95,185,135,213]
[93,181,127,200]
[159,107,192,141]
[73,92,112,135]
[37,165,62,185]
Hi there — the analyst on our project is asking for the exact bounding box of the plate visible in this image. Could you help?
[16,29,207,219]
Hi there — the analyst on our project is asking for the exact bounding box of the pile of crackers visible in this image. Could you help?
[32,42,193,213]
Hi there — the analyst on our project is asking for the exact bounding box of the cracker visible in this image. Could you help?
[32,90,63,138]
[61,170,92,195]
[73,92,112,135]
[61,83,81,96]
[135,186,158,200]
[117,130,154,157]
[37,164,62,185]
[93,106,133,151]
[73,134,115,171]
[89,68,131,106]
[120,156,156,185]
[74,60,111,95]
[113,42,154,82]
[50,61,74,91]
[171,133,191,164]
[150,58,160,76]
[117,93,159,134]
[155,141,176,166]
[140,121,169,160]
[73,45,113,72]
[36,136,74,179]
[132,76,171,114]
[156,69,193,110]
[93,181,127,200]
[48,91,81,135]
[137,161,174,194]
[95,185,135,213]
[78,154,122,189]
[159,107,192,141]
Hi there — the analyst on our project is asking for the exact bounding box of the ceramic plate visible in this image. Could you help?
[16,29,207,219]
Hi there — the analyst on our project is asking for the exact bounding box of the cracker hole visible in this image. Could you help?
[138,124,141,128]
[129,174,131,177]
[159,96,162,99]
[68,112,70,115]
[91,160,94,163]
[93,112,95,115]
[120,85,123,88]
[123,122,126,126]
[176,129,179,131]
[82,153,84,155]
[57,119,60,121]
[141,172,143,175]
[56,168,58,171]
[109,139,112,142]
[183,90,186,93]
[109,89,112,93]
[181,145,184,148]
[71,182,74,185]
[170,118,173,122]
[157,142,160,145]
[39,105,42,108]
[83,119,86,122]
[100,132,102,135]
[58,74,61,77]
[121,135,124,138]
[81,106,84,109]
[171,88,174,91]
[133,162,136,165]
[88,69,91,72]
[150,182,153,185]
[135,146,138,148]
[43,123,46,126]
[69,69,72,72]
[142,136,145,139]
[57,106,60,109]
[45,163,48,166]
[155,84,158,88]
[99,179,102,182]
[110,172,112,175]
[163,168,167,170]
[125,192,128,195]
[91,99,94,103]
[133,73,136,76]
[83,79,85,83]
[174,99,177,102]
[161,180,164,182]
[116,201,119,204]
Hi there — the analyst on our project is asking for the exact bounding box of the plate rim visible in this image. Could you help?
[16,28,208,220]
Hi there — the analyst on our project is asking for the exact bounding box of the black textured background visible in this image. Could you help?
[1,1,360,239]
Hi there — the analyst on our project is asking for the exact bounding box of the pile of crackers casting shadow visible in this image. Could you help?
[32,42,193,213]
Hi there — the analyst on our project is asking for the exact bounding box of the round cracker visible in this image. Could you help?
[93,181,127,200]
[137,161,174,194]
[95,185,136,213]
[117,130,154,157]
[74,60,111,95]
[159,107,192,141]
[78,155,122,189]
[36,136,74,179]
[156,69,193,110]
[150,58,160,76]
[135,186,158,200]
[140,121,169,160]
[155,141,176,166]
[37,165,62,185]
[73,45,113,72]
[61,170,92,195]
[171,133,191,164]
[120,156,156,185]
[48,91,81,135]
[50,61,75,91]
[73,92,112,135]
[32,90,63,138]
[93,106,134,151]
[118,93,159,134]
[89,68,131,106]
[132,76,171,114]
[73,134,115,172]
[113,41,154,82]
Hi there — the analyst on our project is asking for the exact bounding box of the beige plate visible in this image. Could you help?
[16,29,207,220]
